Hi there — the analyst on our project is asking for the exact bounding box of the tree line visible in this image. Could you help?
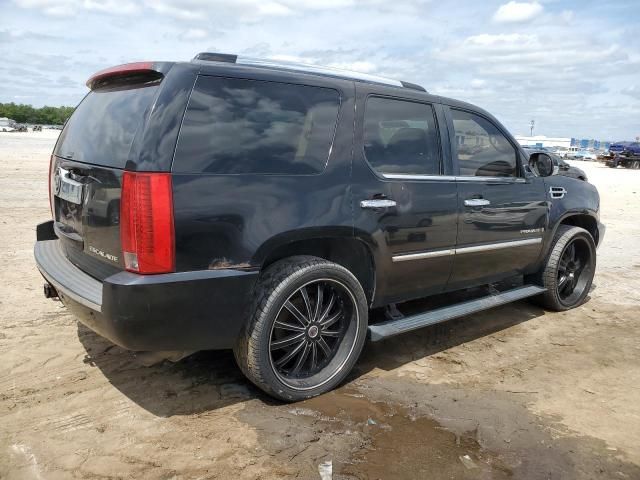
[0,103,75,125]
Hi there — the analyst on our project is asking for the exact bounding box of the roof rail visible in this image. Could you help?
[192,52,427,92]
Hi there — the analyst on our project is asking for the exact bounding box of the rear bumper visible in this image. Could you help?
[34,235,258,351]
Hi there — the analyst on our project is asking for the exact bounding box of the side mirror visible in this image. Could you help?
[529,153,556,177]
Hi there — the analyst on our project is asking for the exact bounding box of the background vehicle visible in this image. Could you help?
[34,54,605,401]
[524,147,588,181]
[604,142,640,169]
[557,146,580,158]
[574,150,597,161]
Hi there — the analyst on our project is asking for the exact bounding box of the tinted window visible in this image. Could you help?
[364,97,441,175]
[451,109,517,177]
[55,85,159,168]
[174,76,340,174]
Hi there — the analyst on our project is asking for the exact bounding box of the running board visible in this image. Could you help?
[368,285,546,342]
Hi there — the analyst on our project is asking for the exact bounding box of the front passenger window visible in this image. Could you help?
[451,109,517,177]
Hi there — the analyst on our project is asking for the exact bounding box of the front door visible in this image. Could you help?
[445,107,547,289]
[352,90,458,306]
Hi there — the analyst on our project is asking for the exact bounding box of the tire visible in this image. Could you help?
[633,161,640,170]
[530,225,596,311]
[234,256,368,401]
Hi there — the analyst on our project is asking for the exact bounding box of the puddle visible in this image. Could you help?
[301,389,512,479]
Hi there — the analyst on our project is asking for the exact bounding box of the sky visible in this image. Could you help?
[1,0,639,140]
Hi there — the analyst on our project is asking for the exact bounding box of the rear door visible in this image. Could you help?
[51,80,162,279]
[444,106,547,289]
[352,87,458,306]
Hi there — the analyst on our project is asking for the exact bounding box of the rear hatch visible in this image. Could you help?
[51,66,163,280]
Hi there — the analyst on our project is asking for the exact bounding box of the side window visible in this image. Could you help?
[174,76,340,174]
[450,109,518,177]
[364,97,441,176]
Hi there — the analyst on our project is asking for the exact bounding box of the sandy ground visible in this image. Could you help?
[1,130,639,479]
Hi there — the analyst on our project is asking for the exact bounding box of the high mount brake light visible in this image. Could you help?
[86,62,158,89]
[120,172,175,274]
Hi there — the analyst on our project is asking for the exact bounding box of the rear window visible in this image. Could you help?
[173,76,340,175]
[54,84,159,168]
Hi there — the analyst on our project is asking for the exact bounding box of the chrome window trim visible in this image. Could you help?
[382,173,526,183]
[391,237,542,262]
[455,176,526,183]
[383,174,456,181]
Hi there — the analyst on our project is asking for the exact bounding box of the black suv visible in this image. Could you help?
[35,53,605,401]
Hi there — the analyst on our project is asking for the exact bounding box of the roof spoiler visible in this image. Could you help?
[86,62,164,89]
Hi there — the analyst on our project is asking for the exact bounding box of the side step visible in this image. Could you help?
[368,285,545,342]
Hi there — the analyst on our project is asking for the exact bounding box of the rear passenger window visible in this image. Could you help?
[450,109,518,177]
[174,76,340,174]
[364,97,441,176]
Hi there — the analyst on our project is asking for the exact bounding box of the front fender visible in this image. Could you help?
[541,175,601,256]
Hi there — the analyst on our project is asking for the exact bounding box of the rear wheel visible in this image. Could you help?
[632,161,640,169]
[530,225,596,311]
[234,256,368,401]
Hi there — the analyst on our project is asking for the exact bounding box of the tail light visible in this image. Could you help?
[48,154,54,216]
[120,172,175,274]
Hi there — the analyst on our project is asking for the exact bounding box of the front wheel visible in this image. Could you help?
[234,256,368,401]
[530,225,596,311]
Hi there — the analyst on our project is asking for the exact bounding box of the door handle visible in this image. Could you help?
[464,198,490,207]
[360,199,397,209]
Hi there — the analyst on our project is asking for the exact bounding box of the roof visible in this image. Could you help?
[191,52,427,92]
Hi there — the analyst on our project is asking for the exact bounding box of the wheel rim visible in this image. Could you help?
[557,237,593,305]
[269,278,357,388]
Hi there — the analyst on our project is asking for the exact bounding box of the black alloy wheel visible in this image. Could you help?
[529,225,596,311]
[556,238,592,306]
[234,256,368,401]
[269,279,351,382]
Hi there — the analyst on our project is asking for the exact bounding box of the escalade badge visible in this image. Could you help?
[521,228,544,234]
[88,245,119,262]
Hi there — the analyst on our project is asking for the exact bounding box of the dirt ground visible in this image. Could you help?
[1,130,640,479]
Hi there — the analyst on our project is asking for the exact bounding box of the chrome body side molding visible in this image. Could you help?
[391,249,455,262]
[455,237,542,255]
[392,237,542,262]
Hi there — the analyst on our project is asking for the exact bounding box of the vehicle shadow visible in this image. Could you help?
[77,296,547,418]
[77,323,273,416]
